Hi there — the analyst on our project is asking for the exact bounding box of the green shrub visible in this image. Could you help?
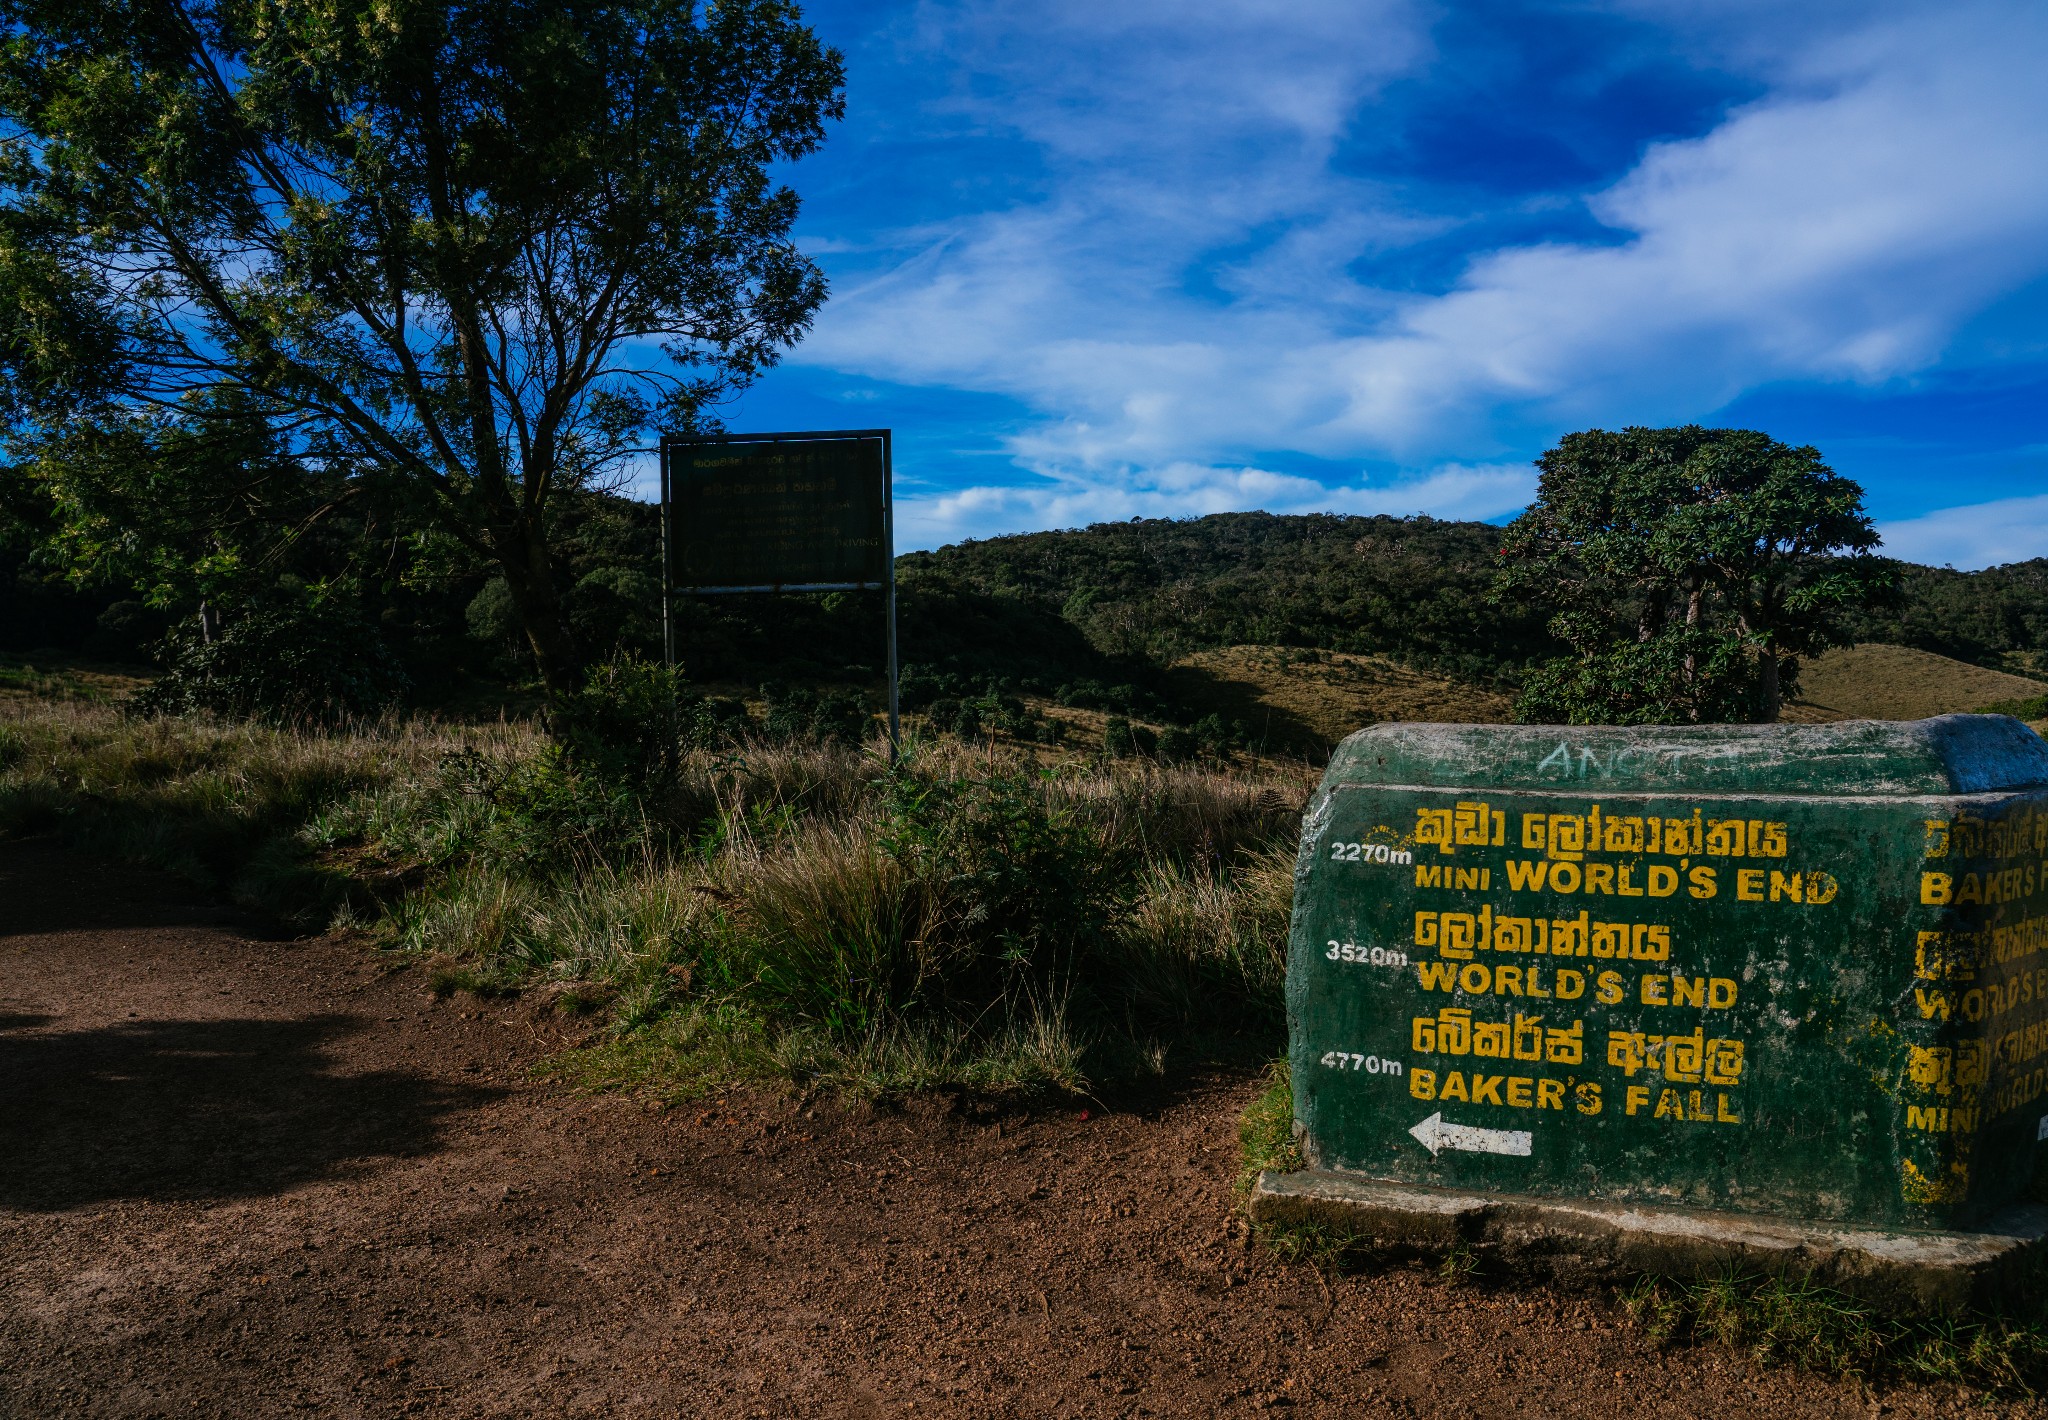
[1156,726,1199,762]
[922,689,1048,743]
[136,597,406,725]
[437,745,650,869]
[550,654,691,791]
[763,682,871,745]
[1193,712,1249,754]
[1514,622,1759,726]
[1236,1059,1304,1195]
[1976,693,2048,720]
[877,764,1130,1000]
[1103,716,1137,756]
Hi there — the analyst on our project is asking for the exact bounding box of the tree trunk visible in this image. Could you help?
[1682,582,1703,721]
[1759,651,1781,724]
[493,519,583,707]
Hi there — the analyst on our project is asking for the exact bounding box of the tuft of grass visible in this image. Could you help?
[1236,1058,1304,1196]
[1624,1273,2048,1393]
[1437,1241,1479,1286]
[1235,1061,1385,1273]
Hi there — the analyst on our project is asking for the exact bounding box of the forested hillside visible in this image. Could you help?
[1846,559,2048,671]
[8,496,2048,718]
[900,512,1555,683]
[899,513,2048,709]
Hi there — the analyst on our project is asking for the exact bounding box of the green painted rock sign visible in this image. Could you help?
[1287,716,2048,1231]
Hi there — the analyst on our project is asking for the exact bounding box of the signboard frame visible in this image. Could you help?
[657,428,898,753]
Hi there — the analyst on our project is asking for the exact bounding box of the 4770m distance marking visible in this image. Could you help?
[1320,1050,1404,1076]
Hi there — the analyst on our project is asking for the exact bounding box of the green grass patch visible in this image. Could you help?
[1974,692,2048,721]
[1234,1060,1389,1272]
[1625,1273,2048,1393]
[1236,1058,1304,1195]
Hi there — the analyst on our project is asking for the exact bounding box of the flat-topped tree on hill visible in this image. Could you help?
[1497,426,1896,725]
[0,0,843,705]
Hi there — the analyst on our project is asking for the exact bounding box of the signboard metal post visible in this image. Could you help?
[659,429,898,758]
[883,468,899,750]
[659,440,675,669]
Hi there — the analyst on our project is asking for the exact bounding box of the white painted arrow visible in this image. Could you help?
[1408,1112,1532,1158]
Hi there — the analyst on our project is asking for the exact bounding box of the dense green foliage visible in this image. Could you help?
[1499,427,1893,724]
[4,496,1560,731]
[135,596,408,724]
[0,0,843,699]
[0,461,677,703]
[1849,559,2048,669]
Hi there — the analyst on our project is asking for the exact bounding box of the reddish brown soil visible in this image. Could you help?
[0,842,2029,1418]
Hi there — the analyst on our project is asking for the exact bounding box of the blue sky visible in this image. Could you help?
[690,0,2048,567]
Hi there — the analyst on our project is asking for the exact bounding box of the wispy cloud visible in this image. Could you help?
[1879,495,2048,571]
[1325,4,2048,447]
[773,0,2048,545]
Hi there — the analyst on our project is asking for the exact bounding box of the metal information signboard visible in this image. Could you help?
[664,432,889,593]
[659,430,897,748]
[1287,717,2048,1231]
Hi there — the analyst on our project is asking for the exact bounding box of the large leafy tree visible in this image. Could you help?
[1496,426,1894,724]
[0,0,843,699]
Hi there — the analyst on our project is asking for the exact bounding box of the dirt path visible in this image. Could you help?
[0,842,2021,1418]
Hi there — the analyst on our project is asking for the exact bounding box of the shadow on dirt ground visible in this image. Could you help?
[0,1011,502,1210]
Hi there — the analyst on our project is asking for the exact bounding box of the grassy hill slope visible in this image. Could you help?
[1134,640,2047,759]
[1781,644,2047,723]
[1163,646,1513,753]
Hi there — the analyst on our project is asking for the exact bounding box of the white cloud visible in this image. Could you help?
[895,0,1428,159]
[1326,4,2048,448]
[1878,496,2048,571]
[798,0,2048,531]
[897,461,1535,548]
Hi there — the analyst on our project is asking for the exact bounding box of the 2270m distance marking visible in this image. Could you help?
[1328,842,1411,864]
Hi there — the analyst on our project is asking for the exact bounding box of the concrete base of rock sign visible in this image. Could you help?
[1249,1168,2048,1315]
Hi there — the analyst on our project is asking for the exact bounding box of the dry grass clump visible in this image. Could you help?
[0,698,1310,1098]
